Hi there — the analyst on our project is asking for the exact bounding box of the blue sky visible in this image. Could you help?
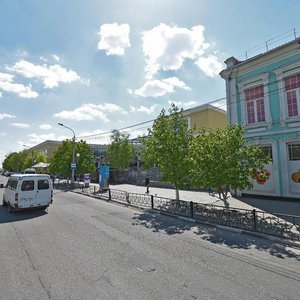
[1,0,300,166]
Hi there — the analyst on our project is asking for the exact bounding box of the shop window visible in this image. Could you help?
[288,143,300,161]
[259,145,273,161]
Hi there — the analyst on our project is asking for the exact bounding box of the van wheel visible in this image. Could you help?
[8,203,14,213]
[2,199,7,207]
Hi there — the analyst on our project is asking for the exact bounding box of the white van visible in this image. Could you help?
[2,174,53,212]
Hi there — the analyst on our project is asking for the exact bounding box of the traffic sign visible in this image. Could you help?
[71,163,76,170]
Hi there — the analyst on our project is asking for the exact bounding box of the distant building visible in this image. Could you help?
[220,38,300,199]
[183,103,227,132]
[29,140,62,161]
[27,140,107,165]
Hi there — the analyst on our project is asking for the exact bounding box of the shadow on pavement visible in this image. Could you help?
[132,210,300,261]
[0,205,48,224]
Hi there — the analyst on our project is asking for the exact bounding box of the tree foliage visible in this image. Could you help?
[23,151,47,169]
[140,103,193,198]
[190,125,271,199]
[140,103,271,201]
[106,130,135,170]
[48,140,95,176]
[2,150,47,171]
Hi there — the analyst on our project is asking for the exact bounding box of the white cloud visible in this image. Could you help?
[27,133,56,145]
[0,72,38,98]
[98,23,131,56]
[53,54,60,61]
[195,55,223,77]
[54,103,126,122]
[128,77,190,97]
[130,104,158,114]
[7,60,80,89]
[9,122,30,128]
[142,23,210,78]
[141,23,223,79]
[168,100,197,108]
[39,124,52,130]
[0,113,16,120]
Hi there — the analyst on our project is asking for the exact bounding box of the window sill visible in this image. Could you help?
[281,116,300,127]
[245,122,269,132]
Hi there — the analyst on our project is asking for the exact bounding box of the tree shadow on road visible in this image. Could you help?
[132,210,193,235]
[0,205,48,224]
[132,210,300,261]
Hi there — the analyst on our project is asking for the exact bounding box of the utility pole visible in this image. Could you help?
[58,123,76,185]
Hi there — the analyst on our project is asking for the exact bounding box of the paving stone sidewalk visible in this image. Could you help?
[107,183,261,211]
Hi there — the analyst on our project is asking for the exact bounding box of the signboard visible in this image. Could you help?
[99,163,110,189]
[71,163,76,170]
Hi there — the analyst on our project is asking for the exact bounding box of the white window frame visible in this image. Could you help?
[275,61,300,125]
[286,87,300,118]
[237,73,272,128]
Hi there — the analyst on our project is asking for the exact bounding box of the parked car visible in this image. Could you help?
[23,168,36,174]
[4,171,15,177]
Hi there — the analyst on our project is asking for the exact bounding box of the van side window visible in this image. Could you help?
[6,179,17,190]
[21,180,34,191]
[11,180,18,190]
[38,179,49,190]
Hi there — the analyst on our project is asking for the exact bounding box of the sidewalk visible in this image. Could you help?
[104,183,300,226]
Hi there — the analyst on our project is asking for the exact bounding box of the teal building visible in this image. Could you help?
[220,38,300,199]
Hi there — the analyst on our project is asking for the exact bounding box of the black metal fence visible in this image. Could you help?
[54,182,300,241]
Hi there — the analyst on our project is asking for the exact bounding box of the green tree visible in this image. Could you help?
[140,103,193,199]
[3,151,27,172]
[23,151,47,169]
[48,140,95,176]
[106,130,135,170]
[190,125,271,200]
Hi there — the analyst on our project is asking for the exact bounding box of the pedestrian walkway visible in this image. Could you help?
[107,183,262,210]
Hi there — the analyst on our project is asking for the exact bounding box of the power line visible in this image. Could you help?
[78,72,300,143]
[77,96,227,141]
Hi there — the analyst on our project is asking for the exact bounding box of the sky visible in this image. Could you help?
[1,0,300,167]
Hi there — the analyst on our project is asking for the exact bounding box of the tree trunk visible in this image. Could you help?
[218,185,229,200]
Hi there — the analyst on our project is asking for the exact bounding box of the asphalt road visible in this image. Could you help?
[0,175,300,300]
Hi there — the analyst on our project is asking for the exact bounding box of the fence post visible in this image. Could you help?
[190,201,194,218]
[108,189,111,201]
[252,209,257,231]
[151,195,154,209]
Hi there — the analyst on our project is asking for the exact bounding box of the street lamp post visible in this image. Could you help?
[58,123,76,185]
